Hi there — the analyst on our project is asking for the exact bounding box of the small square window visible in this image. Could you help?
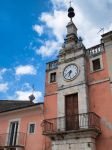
[29,123,35,134]
[92,58,101,71]
[50,72,56,83]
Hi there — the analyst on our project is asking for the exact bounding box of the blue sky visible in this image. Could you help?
[0,0,112,102]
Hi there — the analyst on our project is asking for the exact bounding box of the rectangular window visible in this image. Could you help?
[29,123,35,134]
[50,72,56,83]
[92,58,101,71]
[8,121,19,146]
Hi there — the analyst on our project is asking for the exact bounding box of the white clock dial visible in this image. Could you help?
[63,64,79,80]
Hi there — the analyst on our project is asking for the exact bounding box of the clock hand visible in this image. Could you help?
[69,73,72,79]
[64,71,70,77]
[68,70,72,77]
[65,70,72,77]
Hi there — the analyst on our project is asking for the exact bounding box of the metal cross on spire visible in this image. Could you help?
[69,0,72,7]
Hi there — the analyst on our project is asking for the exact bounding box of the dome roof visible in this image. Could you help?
[68,7,74,12]
[68,6,75,19]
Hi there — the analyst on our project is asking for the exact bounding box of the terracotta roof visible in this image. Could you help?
[0,100,43,113]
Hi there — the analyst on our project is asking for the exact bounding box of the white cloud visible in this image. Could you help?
[21,82,32,90]
[33,25,43,36]
[0,68,7,74]
[0,69,9,92]
[37,40,60,57]
[39,3,102,48]
[0,68,7,80]
[15,65,37,76]
[33,0,112,57]
[7,83,42,103]
[14,90,42,103]
[50,0,68,9]
[0,83,9,92]
[40,10,68,42]
[33,10,68,57]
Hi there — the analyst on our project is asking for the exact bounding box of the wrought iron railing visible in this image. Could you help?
[0,132,26,148]
[42,112,101,135]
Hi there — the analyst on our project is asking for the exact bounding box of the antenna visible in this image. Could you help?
[29,84,35,102]
[97,28,104,34]
[32,84,35,93]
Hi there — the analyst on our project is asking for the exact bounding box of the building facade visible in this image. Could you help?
[42,6,112,150]
[0,6,112,150]
[0,101,44,150]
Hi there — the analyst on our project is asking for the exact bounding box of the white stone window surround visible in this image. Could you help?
[7,118,21,133]
[28,122,36,134]
[48,70,57,84]
[6,118,21,147]
[90,54,104,73]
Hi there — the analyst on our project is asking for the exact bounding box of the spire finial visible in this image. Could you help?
[69,0,72,7]
[68,1,75,22]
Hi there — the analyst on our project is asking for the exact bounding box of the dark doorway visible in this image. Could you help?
[8,121,19,146]
[65,93,79,130]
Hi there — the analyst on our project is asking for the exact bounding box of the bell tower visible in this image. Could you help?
[42,4,101,150]
[57,5,88,118]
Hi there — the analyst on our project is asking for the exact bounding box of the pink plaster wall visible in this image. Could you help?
[87,51,112,150]
[0,105,44,150]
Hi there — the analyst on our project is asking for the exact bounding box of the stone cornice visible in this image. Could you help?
[58,53,85,65]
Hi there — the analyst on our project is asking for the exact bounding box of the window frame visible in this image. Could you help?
[92,58,101,71]
[50,72,56,83]
[90,55,103,73]
[28,122,36,134]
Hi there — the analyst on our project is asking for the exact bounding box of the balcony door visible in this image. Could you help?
[8,121,19,146]
[65,93,79,131]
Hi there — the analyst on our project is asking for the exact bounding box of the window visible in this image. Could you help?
[28,123,35,134]
[9,121,19,145]
[90,55,103,73]
[50,72,56,83]
[92,58,101,71]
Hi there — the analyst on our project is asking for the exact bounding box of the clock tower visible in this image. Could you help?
[53,6,100,150]
[42,5,101,150]
[57,6,88,119]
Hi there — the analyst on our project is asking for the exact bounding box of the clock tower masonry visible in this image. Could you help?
[43,5,101,150]
[57,6,88,119]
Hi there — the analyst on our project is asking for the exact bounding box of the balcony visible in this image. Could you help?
[46,60,58,71]
[0,132,26,149]
[42,112,101,136]
[86,44,104,57]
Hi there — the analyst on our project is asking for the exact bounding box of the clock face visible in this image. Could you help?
[63,64,79,81]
